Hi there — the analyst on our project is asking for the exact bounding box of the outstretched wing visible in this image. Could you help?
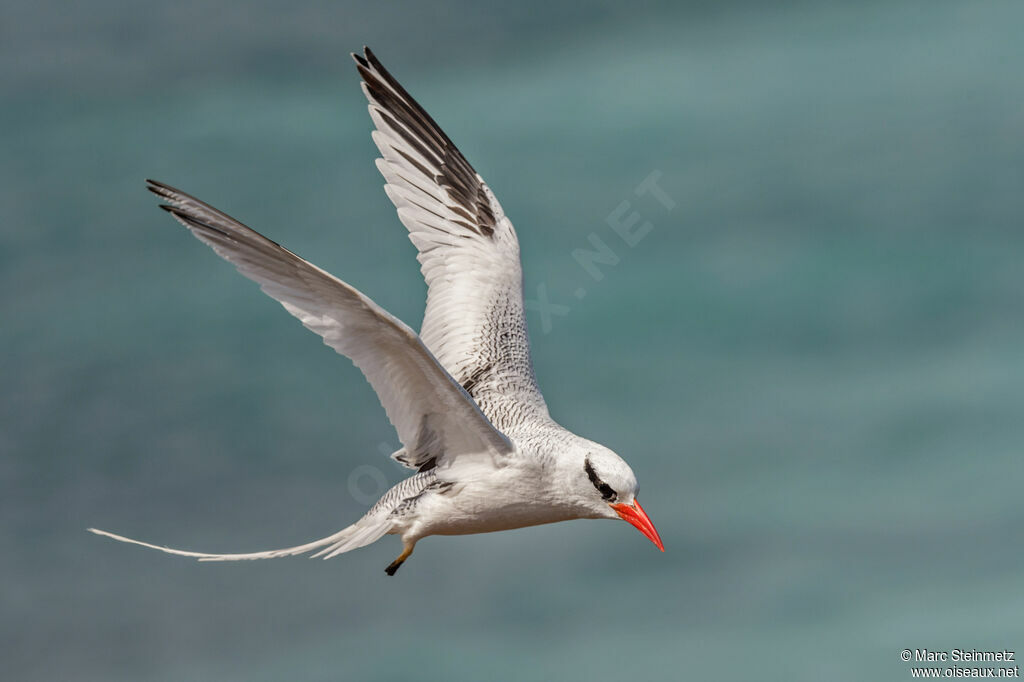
[147,180,512,471]
[354,47,549,430]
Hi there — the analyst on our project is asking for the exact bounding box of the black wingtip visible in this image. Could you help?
[145,179,177,199]
[159,203,190,220]
[158,203,191,222]
[158,204,234,239]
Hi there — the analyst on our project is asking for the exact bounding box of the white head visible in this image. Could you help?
[564,442,663,551]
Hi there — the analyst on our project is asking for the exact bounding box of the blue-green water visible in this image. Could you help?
[3,1,1024,680]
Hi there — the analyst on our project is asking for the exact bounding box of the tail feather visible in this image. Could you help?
[312,521,392,560]
[87,517,392,562]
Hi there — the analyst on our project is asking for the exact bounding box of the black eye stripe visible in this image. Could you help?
[584,458,618,502]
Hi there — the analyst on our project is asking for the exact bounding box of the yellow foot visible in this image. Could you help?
[384,543,414,576]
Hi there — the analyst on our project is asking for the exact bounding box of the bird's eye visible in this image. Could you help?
[584,458,618,502]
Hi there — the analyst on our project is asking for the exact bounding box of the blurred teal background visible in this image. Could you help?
[3,1,1024,680]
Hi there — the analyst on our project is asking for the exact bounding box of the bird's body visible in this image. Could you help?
[90,47,663,574]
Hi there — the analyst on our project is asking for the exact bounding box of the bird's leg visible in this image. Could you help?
[384,541,415,576]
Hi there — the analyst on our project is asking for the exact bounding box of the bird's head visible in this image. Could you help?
[570,445,664,551]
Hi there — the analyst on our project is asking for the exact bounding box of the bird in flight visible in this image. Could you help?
[90,47,663,575]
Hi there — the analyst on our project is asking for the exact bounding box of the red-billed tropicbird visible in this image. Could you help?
[89,47,663,575]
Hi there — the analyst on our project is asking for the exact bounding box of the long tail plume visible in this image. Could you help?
[87,519,390,562]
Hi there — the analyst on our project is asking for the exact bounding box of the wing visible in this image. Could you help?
[353,47,550,430]
[147,180,512,471]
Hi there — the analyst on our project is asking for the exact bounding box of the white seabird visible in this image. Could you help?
[89,47,663,575]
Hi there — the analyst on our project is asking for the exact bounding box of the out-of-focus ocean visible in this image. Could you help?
[3,1,1023,680]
